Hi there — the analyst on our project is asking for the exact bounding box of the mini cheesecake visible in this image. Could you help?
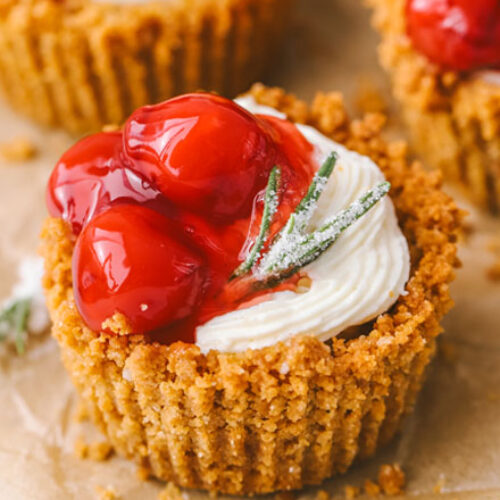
[367,0,500,213]
[41,84,461,495]
[0,0,291,133]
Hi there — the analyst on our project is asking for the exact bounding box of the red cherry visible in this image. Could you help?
[123,93,278,222]
[47,132,167,234]
[73,204,205,336]
[406,0,500,71]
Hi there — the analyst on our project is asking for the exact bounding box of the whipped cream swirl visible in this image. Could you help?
[196,97,410,353]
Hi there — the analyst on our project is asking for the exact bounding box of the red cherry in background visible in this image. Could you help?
[73,204,205,335]
[406,0,500,71]
[123,93,279,223]
[47,132,168,234]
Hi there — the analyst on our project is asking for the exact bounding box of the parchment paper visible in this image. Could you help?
[0,0,499,498]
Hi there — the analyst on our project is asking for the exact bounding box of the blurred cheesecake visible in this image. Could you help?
[0,0,292,133]
[367,0,500,213]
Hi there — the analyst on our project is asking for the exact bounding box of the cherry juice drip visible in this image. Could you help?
[47,94,316,344]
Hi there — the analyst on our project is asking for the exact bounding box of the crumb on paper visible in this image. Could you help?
[74,436,113,461]
[486,391,500,402]
[74,399,89,422]
[433,474,447,494]
[438,337,458,364]
[158,482,184,500]
[344,485,360,499]
[0,137,37,162]
[378,463,406,496]
[355,78,388,115]
[364,479,381,497]
[315,490,330,500]
[95,485,119,500]
[487,237,500,255]
[74,435,88,459]
[461,218,475,239]
[88,440,114,461]
[136,464,151,481]
[101,312,134,335]
[486,260,500,282]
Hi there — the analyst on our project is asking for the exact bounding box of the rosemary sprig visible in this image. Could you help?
[283,152,337,235]
[0,298,31,355]
[262,181,391,277]
[231,165,280,279]
[230,150,391,287]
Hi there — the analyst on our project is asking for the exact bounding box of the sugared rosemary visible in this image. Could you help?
[232,151,391,285]
[231,165,280,279]
[0,298,31,354]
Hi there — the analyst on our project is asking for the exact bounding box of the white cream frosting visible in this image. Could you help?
[195,97,410,353]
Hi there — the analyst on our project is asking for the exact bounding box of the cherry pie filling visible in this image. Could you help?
[47,94,317,344]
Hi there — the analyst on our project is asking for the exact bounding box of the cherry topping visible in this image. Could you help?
[123,93,279,223]
[73,205,205,337]
[406,0,500,71]
[48,93,318,344]
[47,132,168,234]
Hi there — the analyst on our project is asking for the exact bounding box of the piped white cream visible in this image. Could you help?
[195,97,410,353]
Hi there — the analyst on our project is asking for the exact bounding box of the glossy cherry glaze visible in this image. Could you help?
[123,93,313,223]
[47,132,173,234]
[74,205,205,341]
[47,94,316,343]
[406,0,500,71]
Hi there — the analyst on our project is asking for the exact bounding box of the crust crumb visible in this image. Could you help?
[378,463,406,495]
[74,400,89,422]
[0,137,37,162]
[486,391,500,402]
[158,483,184,500]
[88,440,114,461]
[136,464,151,481]
[438,337,458,365]
[487,261,500,282]
[101,312,134,335]
[344,485,360,499]
[95,485,119,500]
[486,237,500,282]
[315,490,330,500]
[74,435,113,461]
[364,479,381,497]
[433,475,446,494]
[74,435,88,459]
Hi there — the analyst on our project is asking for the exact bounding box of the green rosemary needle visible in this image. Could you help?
[263,181,391,276]
[0,298,31,355]
[283,151,337,235]
[230,165,280,279]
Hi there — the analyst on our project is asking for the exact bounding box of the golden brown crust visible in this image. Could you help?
[0,0,291,133]
[366,0,500,214]
[40,84,462,495]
